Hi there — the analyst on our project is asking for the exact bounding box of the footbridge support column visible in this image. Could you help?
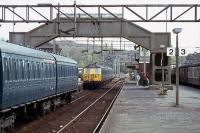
[149,33,172,90]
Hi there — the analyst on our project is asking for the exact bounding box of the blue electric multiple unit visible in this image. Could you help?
[0,41,78,118]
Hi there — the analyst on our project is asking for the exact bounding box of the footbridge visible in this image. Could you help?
[5,4,196,89]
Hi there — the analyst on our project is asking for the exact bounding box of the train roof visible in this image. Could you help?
[0,41,77,64]
[181,53,200,66]
[180,63,200,68]
[51,54,77,64]
[0,41,54,60]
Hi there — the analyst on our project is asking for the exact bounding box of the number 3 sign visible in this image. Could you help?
[167,47,188,56]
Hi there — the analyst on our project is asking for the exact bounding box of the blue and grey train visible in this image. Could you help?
[0,41,78,130]
[171,63,200,87]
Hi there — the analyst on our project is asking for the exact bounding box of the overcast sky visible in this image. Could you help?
[0,0,200,51]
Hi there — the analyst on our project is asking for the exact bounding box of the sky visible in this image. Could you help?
[0,0,200,52]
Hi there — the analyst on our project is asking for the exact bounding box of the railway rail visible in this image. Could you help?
[57,80,124,133]
[12,78,124,133]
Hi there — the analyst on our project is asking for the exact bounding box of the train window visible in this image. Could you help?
[13,59,18,80]
[20,60,25,80]
[3,58,9,81]
[18,60,21,80]
[68,66,70,76]
[52,64,54,77]
[194,67,198,78]
[63,65,65,77]
[61,65,63,77]
[32,63,35,79]
[8,58,12,80]
[67,66,69,76]
[67,65,69,77]
[29,61,32,79]
[49,64,51,78]
[37,63,40,79]
[95,68,101,74]
[74,66,76,76]
[71,66,73,76]
[76,67,78,76]
[41,63,44,79]
[57,64,60,77]
[52,64,55,77]
[65,65,67,77]
[73,67,75,76]
[86,69,90,74]
[72,66,74,76]
[31,61,34,79]
[58,64,60,77]
[64,65,66,77]
[188,67,193,78]
[60,65,63,77]
[45,64,48,78]
[73,66,74,76]
[46,63,49,78]
[27,61,30,79]
[66,65,68,77]
[62,65,64,77]
[48,64,50,78]
[70,66,72,76]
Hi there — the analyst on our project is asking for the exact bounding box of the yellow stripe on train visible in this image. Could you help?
[82,74,102,81]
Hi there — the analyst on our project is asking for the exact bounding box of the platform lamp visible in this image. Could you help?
[173,28,182,106]
[160,44,166,95]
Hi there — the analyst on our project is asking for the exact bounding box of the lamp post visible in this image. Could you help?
[160,45,165,95]
[173,28,182,106]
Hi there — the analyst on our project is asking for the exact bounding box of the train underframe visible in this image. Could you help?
[0,90,76,133]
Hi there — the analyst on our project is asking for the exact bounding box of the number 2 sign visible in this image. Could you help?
[167,47,175,56]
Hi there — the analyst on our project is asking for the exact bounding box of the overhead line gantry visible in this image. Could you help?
[0,4,200,23]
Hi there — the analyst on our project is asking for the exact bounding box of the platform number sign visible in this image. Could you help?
[167,47,188,56]
[167,47,175,56]
[179,47,188,56]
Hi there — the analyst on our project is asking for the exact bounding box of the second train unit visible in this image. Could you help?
[82,63,114,89]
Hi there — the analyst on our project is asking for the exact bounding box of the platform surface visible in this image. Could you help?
[100,83,200,133]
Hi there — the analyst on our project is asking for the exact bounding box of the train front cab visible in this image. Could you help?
[82,68,102,89]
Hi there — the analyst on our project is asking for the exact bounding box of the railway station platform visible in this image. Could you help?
[100,82,200,133]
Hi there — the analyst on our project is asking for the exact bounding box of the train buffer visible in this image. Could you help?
[100,83,200,133]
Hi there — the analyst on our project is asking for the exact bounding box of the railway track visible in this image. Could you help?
[13,79,124,133]
[57,80,124,133]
